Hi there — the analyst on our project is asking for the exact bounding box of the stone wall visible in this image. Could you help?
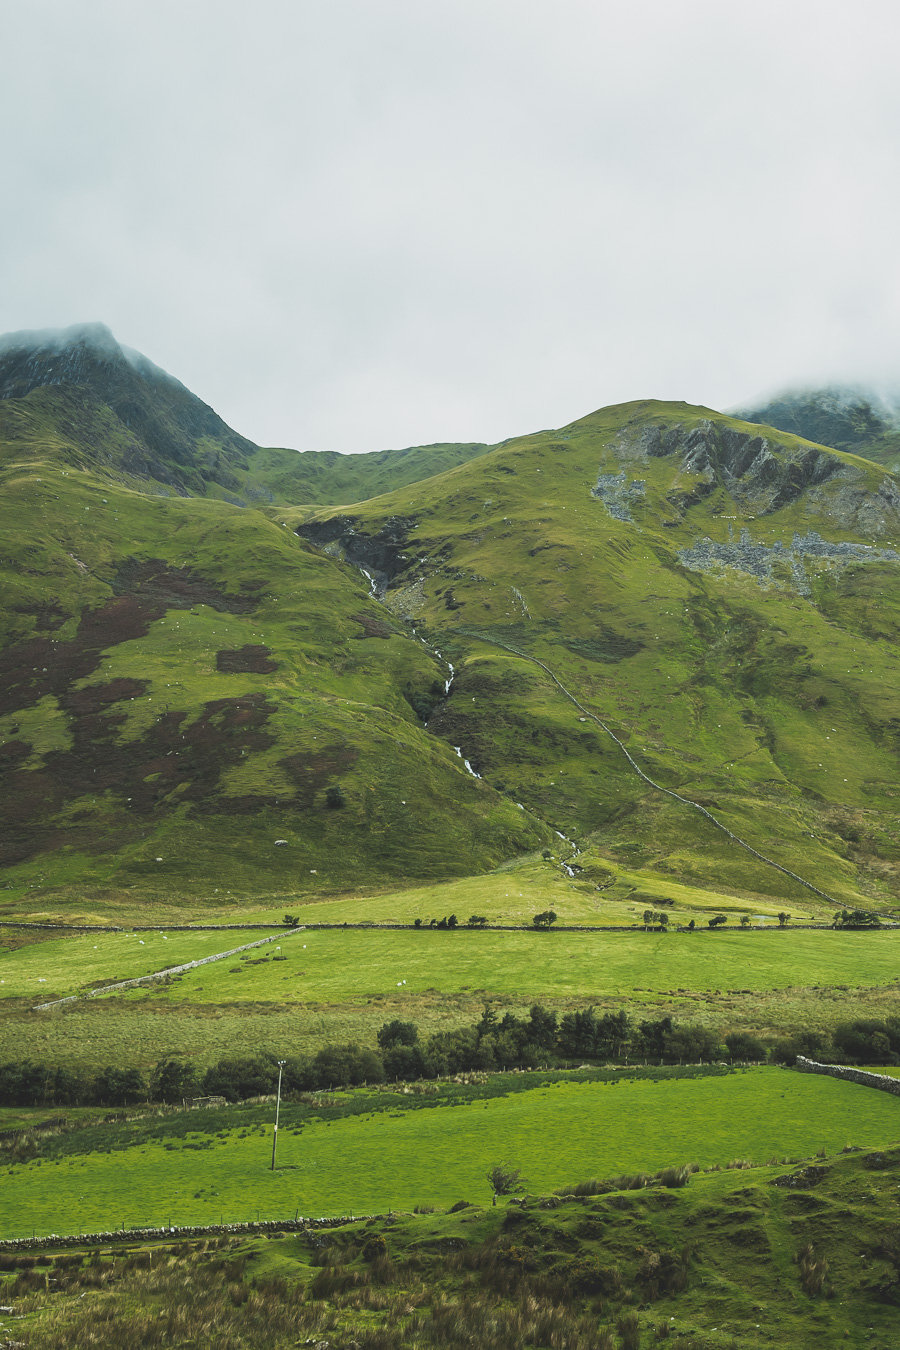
[0,1214,373,1252]
[795,1055,900,1096]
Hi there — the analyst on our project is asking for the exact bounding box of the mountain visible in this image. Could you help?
[298,400,900,911]
[0,322,494,506]
[736,385,900,473]
[0,322,259,497]
[3,328,900,916]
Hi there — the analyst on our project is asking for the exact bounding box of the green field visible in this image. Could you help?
[0,928,285,1001]
[3,1067,899,1238]
[111,927,900,1005]
[5,924,898,1009]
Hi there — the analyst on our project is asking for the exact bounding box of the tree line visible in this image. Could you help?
[2,1010,898,1109]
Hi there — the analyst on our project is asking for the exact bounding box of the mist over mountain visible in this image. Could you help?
[736,385,900,472]
[0,322,259,496]
[0,323,495,505]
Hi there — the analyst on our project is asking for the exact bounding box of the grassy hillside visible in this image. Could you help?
[296,399,900,911]
[238,440,496,506]
[0,418,548,910]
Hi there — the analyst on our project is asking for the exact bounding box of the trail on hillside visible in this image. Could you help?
[453,628,838,907]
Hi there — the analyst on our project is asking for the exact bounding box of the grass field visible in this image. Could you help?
[109,927,900,1005]
[9,925,899,1011]
[2,1067,898,1238]
[0,928,288,1001]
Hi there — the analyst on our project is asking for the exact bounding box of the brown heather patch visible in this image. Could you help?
[216,645,279,674]
[279,744,359,808]
[0,559,262,719]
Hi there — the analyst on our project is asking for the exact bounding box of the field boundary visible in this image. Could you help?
[0,1214,377,1251]
[31,932,301,1011]
[795,1055,900,1096]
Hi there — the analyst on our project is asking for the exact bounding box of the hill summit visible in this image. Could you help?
[0,322,257,496]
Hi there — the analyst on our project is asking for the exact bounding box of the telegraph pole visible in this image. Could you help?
[270,1060,286,1171]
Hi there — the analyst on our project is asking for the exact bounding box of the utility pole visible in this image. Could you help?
[270,1061,286,1171]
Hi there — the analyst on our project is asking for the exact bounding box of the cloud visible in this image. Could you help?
[1,0,899,450]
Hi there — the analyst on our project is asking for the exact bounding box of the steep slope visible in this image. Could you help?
[297,400,900,911]
[737,385,900,473]
[0,323,258,497]
[0,421,548,911]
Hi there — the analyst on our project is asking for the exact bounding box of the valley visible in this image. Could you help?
[1,324,899,1346]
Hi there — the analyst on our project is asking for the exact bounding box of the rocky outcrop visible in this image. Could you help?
[297,515,420,595]
[678,529,900,594]
[591,471,646,522]
[619,420,846,517]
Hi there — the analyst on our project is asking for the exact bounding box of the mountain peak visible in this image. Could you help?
[0,321,256,495]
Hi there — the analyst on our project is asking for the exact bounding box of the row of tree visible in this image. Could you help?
[3,1013,898,1110]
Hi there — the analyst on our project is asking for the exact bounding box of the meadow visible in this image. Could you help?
[108,926,900,1006]
[3,1067,899,1238]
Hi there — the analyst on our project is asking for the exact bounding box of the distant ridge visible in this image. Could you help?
[0,322,496,505]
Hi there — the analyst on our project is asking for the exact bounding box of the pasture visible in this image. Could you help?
[113,926,900,1005]
[3,1067,899,1238]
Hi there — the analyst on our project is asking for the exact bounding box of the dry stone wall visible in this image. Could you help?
[795,1055,900,1096]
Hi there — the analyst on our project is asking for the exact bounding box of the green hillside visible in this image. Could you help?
[238,440,496,506]
[0,416,547,911]
[296,399,900,912]
[4,327,900,918]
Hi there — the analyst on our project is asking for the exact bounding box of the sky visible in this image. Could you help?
[2,0,900,452]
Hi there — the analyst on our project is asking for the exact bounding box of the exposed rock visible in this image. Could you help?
[297,515,420,595]
[591,471,646,522]
[678,529,900,595]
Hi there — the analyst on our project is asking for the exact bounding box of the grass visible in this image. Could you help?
[2,1067,899,1238]
[7,1147,900,1348]
[0,928,289,1001]
[106,927,900,1005]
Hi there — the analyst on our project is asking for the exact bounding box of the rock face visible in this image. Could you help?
[620,419,845,517]
[297,514,420,595]
[0,322,257,494]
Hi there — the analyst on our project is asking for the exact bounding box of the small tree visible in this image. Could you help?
[151,1057,198,1105]
[739,915,751,928]
[777,912,790,927]
[283,913,300,928]
[708,914,727,929]
[413,917,422,928]
[377,1020,419,1050]
[486,1163,526,1206]
[447,914,459,929]
[467,915,488,927]
[533,911,558,930]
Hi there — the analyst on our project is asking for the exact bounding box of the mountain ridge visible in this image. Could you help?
[2,331,900,916]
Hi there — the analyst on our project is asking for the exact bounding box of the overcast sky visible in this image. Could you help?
[2,1,899,452]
